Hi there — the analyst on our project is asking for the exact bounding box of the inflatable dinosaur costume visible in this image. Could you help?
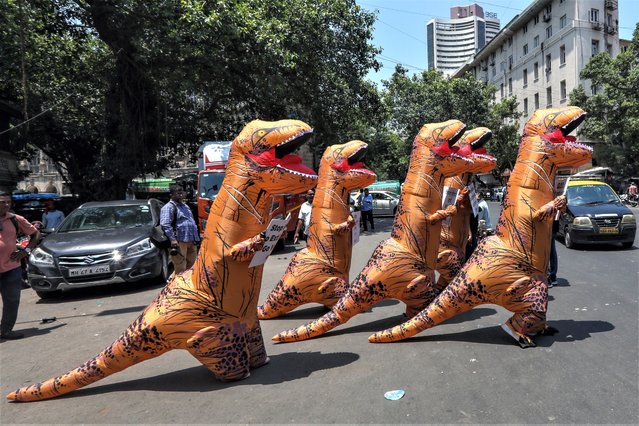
[258,141,376,319]
[8,119,318,402]
[369,106,592,347]
[435,127,497,291]
[273,120,476,343]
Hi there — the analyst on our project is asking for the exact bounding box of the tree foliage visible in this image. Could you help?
[1,0,381,199]
[362,66,520,181]
[570,23,639,177]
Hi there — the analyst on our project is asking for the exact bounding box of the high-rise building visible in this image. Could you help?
[427,4,501,76]
[453,0,620,126]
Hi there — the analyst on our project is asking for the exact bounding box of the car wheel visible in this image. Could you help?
[564,227,575,249]
[622,241,633,249]
[36,290,62,299]
[159,250,171,282]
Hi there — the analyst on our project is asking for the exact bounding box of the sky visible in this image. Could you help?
[355,0,639,85]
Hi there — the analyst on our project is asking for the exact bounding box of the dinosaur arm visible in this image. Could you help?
[428,205,457,224]
[230,233,265,261]
[533,195,567,222]
[334,215,356,234]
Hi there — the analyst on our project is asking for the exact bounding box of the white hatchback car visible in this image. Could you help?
[350,190,400,217]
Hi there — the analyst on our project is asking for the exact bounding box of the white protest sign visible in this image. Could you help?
[352,211,361,246]
[249,214,291,268]
[441,186,459,226]
[468,182,479,217]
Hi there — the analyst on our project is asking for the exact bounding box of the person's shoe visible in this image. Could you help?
[1,331,25,340]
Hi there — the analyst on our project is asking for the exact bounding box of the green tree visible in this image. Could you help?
[569,23,639,177]
[1,0,381,199]
[364,66,520,180]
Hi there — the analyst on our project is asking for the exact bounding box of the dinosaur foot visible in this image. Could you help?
[218,372,251,382]
[501,323,536,348]
[539,325,559,336]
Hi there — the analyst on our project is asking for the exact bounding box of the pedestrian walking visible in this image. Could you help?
[160,185,200,274]
[360,188,374,231]
[294,190,314,244]
[0,191,40,340]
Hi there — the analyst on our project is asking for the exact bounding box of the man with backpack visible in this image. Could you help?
[0,191,40,340]
[160,185,200,274]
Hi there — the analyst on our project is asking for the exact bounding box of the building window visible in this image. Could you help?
[508,55,513,69]
[590,8,599,23]
[534,35,540,48]
[492,66,496,77]
[534,62,539,81]
[508,37,512,47]
[545,53,551,73]
[591,85,599,95]
[523,24,528,34]
[500,83,504,98]
[546,86,552,107]
[607,13,614,26]
[560,14,567,29]
[508,78,513,95]
[523,68,528,86]
[607,43,613,55]
[534,15,540,25]
[546,25,553,39]
[560,45,566,65]
[592,39,600,56]
[523,98,529,115]
[523,43,529,55]
[560,80,567,102]
[500,61,505,72]
[534,93,539,109]
[545,4,552,14]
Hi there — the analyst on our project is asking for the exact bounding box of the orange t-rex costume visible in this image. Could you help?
[7,119,318,402]
[257,140,377,319]
[435,127,497,291]
[273,120,477,343]
[369,107,592,347]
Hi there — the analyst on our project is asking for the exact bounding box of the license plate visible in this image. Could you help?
[69,265,111,277]
[599,227,619,234]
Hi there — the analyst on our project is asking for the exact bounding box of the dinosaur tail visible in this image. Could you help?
[368,285,470,343]
[7,322,169,402]
[272,309,346,342]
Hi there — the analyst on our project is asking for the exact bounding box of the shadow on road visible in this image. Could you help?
[63,351,359,398]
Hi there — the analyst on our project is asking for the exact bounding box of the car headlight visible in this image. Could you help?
[621,214,636,224]
[30,247,54,266]
[572,216,593,226]
[125,238,154,257]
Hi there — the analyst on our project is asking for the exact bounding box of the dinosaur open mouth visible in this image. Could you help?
[332,145,376,175]
[561,112,586,136]
[247,130,317,177]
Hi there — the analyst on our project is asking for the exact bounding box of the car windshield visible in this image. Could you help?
[567,184,619,206]
[199,172,225,200]
[58,205,153,232]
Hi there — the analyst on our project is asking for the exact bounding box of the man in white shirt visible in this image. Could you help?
[294,190,314,244]
[476,192,492,229]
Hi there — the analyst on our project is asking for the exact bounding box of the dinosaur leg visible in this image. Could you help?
[435,248,464,292]
[246,322,269,369]
[402,273,439,318]
[501,275,550,348]
[186,322,252,381]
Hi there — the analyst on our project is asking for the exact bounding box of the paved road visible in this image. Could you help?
[2,203,638,423]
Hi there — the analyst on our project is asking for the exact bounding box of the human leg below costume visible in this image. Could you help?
[0,267,23,335]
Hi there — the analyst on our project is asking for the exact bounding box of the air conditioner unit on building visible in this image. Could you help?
[591,22,602,30]
[604,24,617,34]
[543,13,551,22]
[605,0,618,10]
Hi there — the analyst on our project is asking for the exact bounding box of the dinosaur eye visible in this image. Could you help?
[548,114,555,119]
[435,129,442,134]
[257,130,266,137]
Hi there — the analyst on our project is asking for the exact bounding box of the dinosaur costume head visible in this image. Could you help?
[457,127,497,174]
[320,140,377,191]
[520,106,591,169]
[410,119,474,180]
[238,119,318,195]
